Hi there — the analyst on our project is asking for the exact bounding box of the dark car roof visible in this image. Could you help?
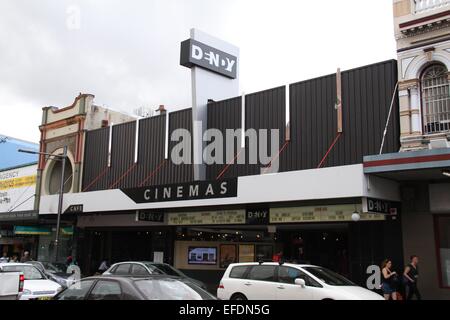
[89,274,183,282]
[113,261,167,265]
[56,274,215,300]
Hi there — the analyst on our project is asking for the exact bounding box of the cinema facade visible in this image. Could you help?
[31,4,450,299]
[37,41,403,290]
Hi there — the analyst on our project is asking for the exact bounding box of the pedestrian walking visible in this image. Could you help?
[9,254,18,263]
[272,251,283,263]
[0,252,9,263]
[403,255,421,300]
[381,259,398,300]
[66,255,73,267]
[98,259,109,274]
[20,251,31,263]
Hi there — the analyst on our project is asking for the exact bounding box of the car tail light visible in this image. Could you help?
[19,274,25,292]
[218,283,224,289]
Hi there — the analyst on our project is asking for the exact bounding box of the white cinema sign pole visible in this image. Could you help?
[180,28,240,181]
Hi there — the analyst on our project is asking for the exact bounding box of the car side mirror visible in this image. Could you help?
[295,278,306,288]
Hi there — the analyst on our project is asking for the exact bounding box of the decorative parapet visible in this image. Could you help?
[414,0,450,14]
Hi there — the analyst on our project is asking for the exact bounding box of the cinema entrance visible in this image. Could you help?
[172,214,403,290]
[173,223,350,279]
[76,226,175,275]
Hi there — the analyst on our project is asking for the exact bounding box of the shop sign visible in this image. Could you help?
[14,226,52,236]
[270,205,385,224]
[246,208,270,225]
[366,198,399,215]
[61,226,74,236]
[168,209,245,226]
[0,230,14,237]
[0,165,37,213]
[180,39,238,79]
[65,204,83,214]
[0,211,38,222]
[121,178,237,204]
[136,211,164,223]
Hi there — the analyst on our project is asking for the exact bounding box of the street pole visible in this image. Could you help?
[54,146,67,263]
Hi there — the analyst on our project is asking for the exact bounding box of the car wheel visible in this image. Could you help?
[230,293,247,300]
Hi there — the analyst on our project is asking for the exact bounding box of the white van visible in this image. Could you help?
[217,262,383,300]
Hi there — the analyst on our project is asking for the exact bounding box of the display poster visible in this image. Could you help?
[188,247,217,265]
[153,251,164,264]
[239,244,255,263]
[270,204,385,223]
[168,210,245,226]
[220,244,237,269]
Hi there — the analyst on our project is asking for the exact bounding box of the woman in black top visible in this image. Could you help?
[381,259,398,300]
[404,255,421,300]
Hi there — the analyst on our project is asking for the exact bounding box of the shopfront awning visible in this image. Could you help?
[39,164,401,215]
[363,148,450,181]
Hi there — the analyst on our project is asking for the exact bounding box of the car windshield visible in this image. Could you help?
[303,267,355,286]
[134,279,214,300]
[41,262,66,273]
[140,264,164,274]
[2,265,45,280]
[150,264,185,277]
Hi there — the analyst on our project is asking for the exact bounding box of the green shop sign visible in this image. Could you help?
[14,226,51,236]
[14,226,74,236]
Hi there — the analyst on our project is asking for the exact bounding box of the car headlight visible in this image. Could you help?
[22,289,32,295]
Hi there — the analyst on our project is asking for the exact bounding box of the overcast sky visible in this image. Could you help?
[0,0,396,143]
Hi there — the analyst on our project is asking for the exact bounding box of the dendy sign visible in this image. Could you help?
[180,39,238,79]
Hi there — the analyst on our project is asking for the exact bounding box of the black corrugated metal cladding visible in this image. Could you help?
[206,60,400,179]
[83,60,400,189]
[82,109,193,191]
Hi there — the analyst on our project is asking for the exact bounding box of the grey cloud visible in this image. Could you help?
[0,0,395,143]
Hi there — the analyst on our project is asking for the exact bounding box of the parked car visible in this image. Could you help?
[53,275,216,300]
[28,261,77,289]
[0,263,62,300]
[0,267,24,300]
[102,261,207,290]
[217,262,384,300]
[145,262,208,290]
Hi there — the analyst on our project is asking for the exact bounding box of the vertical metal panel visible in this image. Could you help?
[206,96,241,180]
[135,115,167,187]
[206,59,400,177]
[109,121,136,189]
[242,86,285,177]
[288,74,338,171]
[163,109,194,185]
[82,127,109,191]
[206,87,285,179]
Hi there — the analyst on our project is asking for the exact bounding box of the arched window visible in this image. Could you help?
[421,64,450,134]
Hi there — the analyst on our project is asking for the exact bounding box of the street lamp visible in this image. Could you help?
[18,146,68,263]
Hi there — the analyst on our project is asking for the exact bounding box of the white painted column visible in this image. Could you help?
[410,85,422,134]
